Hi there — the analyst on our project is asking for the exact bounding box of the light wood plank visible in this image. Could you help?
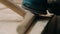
[0,0,26,17]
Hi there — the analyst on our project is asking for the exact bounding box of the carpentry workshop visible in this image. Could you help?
[0,0,60,34]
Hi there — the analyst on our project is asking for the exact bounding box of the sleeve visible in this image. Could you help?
[22,0,47,15]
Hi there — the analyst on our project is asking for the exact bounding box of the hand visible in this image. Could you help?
[39,10,54,17]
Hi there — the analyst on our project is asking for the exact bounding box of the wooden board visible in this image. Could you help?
[0,0,26,17]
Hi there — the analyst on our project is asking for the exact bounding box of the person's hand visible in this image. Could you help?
[39,10,54,17]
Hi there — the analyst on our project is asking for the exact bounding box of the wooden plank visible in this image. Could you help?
[17,12,35,34]
[0,0,26,17]
[0,0,36,34]
[26,19,49,34]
